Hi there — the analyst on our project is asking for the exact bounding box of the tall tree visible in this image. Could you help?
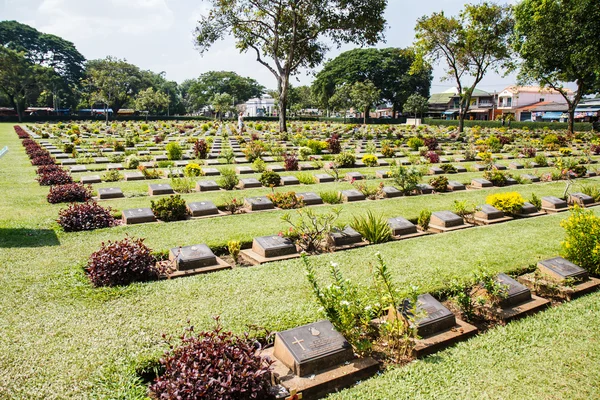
[134,87,169,119]
[403,93,429,118]
[0,47,51,121]
[288,85,317,116]
[0,21,86,108]
[329,84,352,121]
[350,80,380,124]
[195,0,387,132]
[414,3,513,132]
[84,57,144,122]
[513,0,600,134]
[312,48,432,118]
[187,71,264,112]
[210,93,234,120]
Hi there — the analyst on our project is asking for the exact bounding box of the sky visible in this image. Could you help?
[1,0,521,94]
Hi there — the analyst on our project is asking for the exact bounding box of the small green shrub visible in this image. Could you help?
[350,211,392,244]
[362,154,378,167]
[184,163,203,177]
[407,137,425,151]
[335,151,356,168]
[560,206,600,275]
[266,191,303,209]
[252,158,267,173]
[218,167,239,190]
[418,209,431,230]
[429,175,449,192]
[102,170,123,182]
[296,172,316,185]
[391,165,423,195]
[166,143,182,160]
[486,192,525,215]
[150,195,189,222]
[259,170,281,187]
[320,191,343,204]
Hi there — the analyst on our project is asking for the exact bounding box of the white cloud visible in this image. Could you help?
[36,0,174,39]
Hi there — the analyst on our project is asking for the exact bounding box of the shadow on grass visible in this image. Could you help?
[0,228,60,248]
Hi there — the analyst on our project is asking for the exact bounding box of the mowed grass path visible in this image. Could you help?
[1,123,599,398]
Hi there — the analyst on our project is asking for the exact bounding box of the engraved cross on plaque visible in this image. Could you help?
[291,337,305,351]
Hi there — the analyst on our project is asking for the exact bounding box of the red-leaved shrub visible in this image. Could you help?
[149,318,273,400]
[284,152,298,171]
[37,168,73,186]
[14,126,30,139]
[425,151,440,164]
[86,237,156,287]
[326,134,341,154]
[57,201,115,232]
[47,183,92,204]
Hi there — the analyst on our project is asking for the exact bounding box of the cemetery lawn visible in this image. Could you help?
[1,122,600,398]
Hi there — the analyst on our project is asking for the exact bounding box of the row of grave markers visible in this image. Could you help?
[260,254,600,399]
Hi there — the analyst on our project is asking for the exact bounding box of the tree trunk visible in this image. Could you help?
[458,115,465,133]
[278,75,289,133]
[15,100,22,123]
[363,105,369,125]
[568,107,575,135]
[392,103,398,119]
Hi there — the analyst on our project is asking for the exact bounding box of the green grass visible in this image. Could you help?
[1,122,600,398]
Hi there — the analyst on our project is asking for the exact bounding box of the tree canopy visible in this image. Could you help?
[313,48,432,117]
[403,93,429,118]
[513,0,600,134]
[186,71,264,112]
[414,3,513,132]
[195,0,387,132]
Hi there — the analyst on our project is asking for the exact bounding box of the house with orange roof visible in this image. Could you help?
[496,85,573,121]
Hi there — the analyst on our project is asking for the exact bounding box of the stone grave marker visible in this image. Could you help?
[148,183,174,196]
[296,192,323,205]
[122,208,155,224]
[261,156,275,163]
[345,172,364,181]
[169,244,217,270]
[81,175,101,184]
[472,164,486,171]
[124,171,145,181]
[493,163,507,170]
[106,163,123,171]
[196,180,220,192]
[268,165,285,172]
[188,201,219,217]
[509,162,524,170]
[236,166,254,174]
[202,168,220,176]
[69,165,86,172]
[381,186,401,198]
[340,189,365,202]
[474,204,505,221]
[430,211,464,228]
[329,226,362,247]
[377,160,390,167]
[471,178,493,188]
[314,174,334,183]
[239,178,262,189]
[521,174,540,183]
[429,166,444,175]
[399,294,456,337]
[417,183,434,194]
[273,320,354,377]
[299,163,316,171]
[496,273,532,308]
[516,202,541,216]
[98,187,124,199]
[447,181,465,191]
[387,217,418,236]
[569,192,594,207]
[455,166,467,173]
[375,170,390,179]
[174,161,189,167]
[234,157,249,164]
[537,257,588,283]
[281,176,300,186]
[541,196,568,212]
[252,235,297,258]
[245,196,274,211]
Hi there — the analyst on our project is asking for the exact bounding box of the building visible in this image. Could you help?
[497,86,572,121]
[244,94,276,117]
[575,98,600,122]
[428,87,496,121]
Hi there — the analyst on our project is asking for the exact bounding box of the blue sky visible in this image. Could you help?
[1,0,520,93]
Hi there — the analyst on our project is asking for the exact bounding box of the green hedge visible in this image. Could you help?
[424,118,594,131]
[0,115,212,123]
[244,116,407,124]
